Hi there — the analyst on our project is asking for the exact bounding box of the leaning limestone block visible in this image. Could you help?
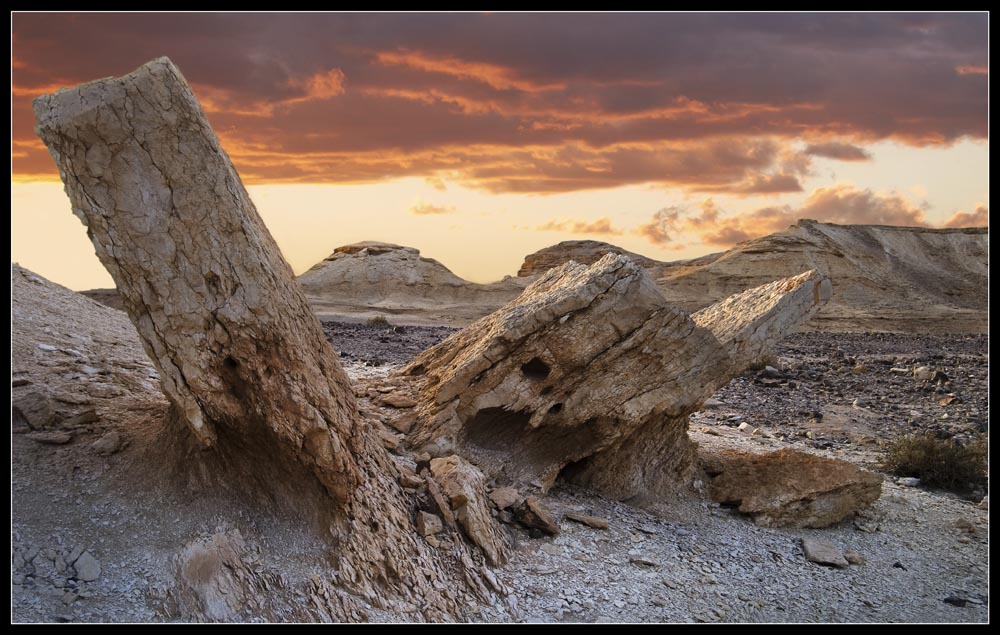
[34,57,506,620]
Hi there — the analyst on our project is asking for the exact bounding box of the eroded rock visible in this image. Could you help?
[401,255,829,500]
[515,497,560,536]
[703,448,882,528]
[429,456,511,565]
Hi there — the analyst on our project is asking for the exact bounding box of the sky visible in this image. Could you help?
[11,12,989,290]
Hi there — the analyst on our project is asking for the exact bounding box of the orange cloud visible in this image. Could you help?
[702,173,803,196]
[956,65,988,76]
[536,217,623,235]
[375,49,564,93]
[942,205,988,228]
[288,68,346,101]
[636,186,932,248]
[11,13,987,190]
[410,202,456,215]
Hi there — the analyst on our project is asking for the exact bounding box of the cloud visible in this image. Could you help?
[635,206,683,245]
[804,142,872,161]
[536,217,623,235]
[797,185,929,226]
[424,176,448,191]
[703,172,803,195]
[409,202,456,215]
[956,65,988,76]
[635,186,932,247]
[942,205,988,227]
[11,13,987,190]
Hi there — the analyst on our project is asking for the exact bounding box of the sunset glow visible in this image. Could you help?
[11,12,988,290]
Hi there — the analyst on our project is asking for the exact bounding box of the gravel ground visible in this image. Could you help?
[13,313,989,623]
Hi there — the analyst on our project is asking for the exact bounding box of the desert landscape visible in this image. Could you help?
[11,13,988,625]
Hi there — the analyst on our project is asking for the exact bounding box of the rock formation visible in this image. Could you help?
[33,57,505,621]
[398,255,831,500]
[516,240,671,277]
[516,221,989,334]
[299,241,529,325]
[702,448,883,528]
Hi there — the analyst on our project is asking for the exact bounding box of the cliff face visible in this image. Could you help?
[298,242,529,325]
[515,221,989,334]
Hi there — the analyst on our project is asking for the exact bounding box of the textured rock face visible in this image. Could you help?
[299,241,529,325]
[703,448,883,528]
[516,221,989,334]
[659,220,989,333]
[34,55,362,496]
[33,57,504,620]
[400,254,830,500]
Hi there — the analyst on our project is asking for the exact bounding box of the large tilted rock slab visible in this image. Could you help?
[34,56,362,499]
[399,254,830,499]
[33,57,504,620]
[702,448,883,528]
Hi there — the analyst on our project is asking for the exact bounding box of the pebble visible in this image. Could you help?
[73,552,101,582]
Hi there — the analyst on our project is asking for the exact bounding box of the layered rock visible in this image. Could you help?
[703,448,883,528]
[399,254,830,500]
[660,221,989,333]
[299,242,529,325]
[516,221,989,334]
[516,240,671,277]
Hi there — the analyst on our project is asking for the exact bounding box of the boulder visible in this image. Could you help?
[703,448,882,528]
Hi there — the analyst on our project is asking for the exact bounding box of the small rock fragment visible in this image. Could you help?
[63,409,99,426]
[91,431,122,455]
[844,550,866,565]
[488,487,521,510]
[379,393,417,409]
[515,497,560,536]
[27,431,73,445]
[801,537,848,568]
[73,551,101,582]
[898,477,921,487]
[415,511,443,537]
[564,512,609,530]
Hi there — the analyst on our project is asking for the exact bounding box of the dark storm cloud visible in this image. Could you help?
[12,12,988,191]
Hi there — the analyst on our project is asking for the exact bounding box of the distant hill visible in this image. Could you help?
[297,242,529,325]
[82,221,989,333]
[515,220,988,333]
